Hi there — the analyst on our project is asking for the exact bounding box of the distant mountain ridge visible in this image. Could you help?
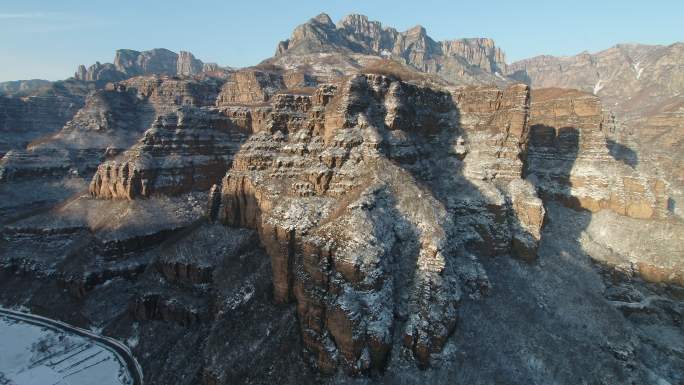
[0,79,53,97]
[507,42,683,111]
[268,13,509,85]
[74,48,221,83]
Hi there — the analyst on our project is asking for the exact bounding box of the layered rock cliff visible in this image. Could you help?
[1,12,683,385]
[525,88,671,219]
[508,43,684,217]
[203,74,543,373]
[0,80,91,156]
[0,75,224,226]
[89,106,248,199]
[523,88,681,289]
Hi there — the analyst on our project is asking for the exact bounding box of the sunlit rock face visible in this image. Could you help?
[508,43,684,217]
[525,88,670,220]
[201,74,541,373]
[215,69,286,106]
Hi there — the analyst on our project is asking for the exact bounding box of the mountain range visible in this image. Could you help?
[0,12,682,385]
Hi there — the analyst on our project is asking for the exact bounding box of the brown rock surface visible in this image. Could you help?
[210,74,542,373]
[89,106,248,199]
[525,88,670,220]
[215,69,286,106]
[0,13,682,385]
[508,43,684,217]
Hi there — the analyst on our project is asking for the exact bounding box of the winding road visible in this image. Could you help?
[0,307,143,385]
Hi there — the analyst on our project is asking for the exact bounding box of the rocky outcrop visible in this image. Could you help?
[177,51,204,77]
[270,13,509,86]
[75,48,210,82]
[75,62,126,83]
[525,88,670,219]
[89,106,248,199]
[215,70,286,106]
[209,74,543,373]
[114,49,179,77]
[122,75,223,114]
[450,84,529,184]
[508,43,684,217]
[83,67,321,201]
[0,93,83,156]
[1,76,223,186]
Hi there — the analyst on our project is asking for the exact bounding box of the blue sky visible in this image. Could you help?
[1,0,682,81]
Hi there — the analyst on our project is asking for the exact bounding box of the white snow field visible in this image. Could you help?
[0,314,133,385]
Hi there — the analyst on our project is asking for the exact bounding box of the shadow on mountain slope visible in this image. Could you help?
[607,138,639,168]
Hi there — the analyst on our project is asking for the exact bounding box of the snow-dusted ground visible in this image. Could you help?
[0,314,133,385]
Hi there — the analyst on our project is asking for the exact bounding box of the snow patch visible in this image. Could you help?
[126,335,138,349]
[0,314,133,385]
[593,79,604,95]
[632,62,644,80]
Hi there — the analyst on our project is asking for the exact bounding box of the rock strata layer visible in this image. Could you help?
[202,74,543,373]
[526,88,670,219]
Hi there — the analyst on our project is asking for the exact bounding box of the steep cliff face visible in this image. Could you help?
[269,13,509,86]
[523,88,681,289]
[0,75,224,228]
[177,51,205,76]
[525,88,671,220]
[204,74,543,373]
[83,72,543,374]
[0,80,92,156]
[75,48,215,82]
[89,106,248,199]
[450,84,529,184]
[508,43,684,216]
[215,70,286,106]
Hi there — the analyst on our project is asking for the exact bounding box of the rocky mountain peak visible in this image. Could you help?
[311,12,334,27]
[405,24,428,37]
[271,13,509,86]
[74,48,213,82]
[113,48,178,76]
